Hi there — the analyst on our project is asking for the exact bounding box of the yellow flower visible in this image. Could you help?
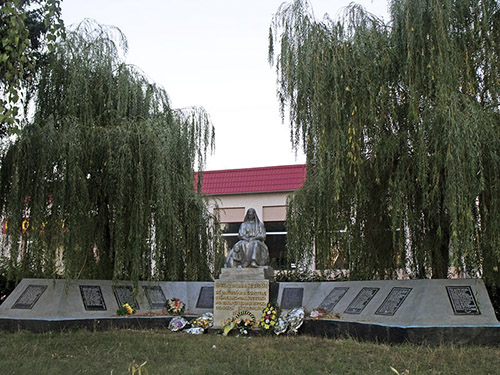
[124,304,133,314]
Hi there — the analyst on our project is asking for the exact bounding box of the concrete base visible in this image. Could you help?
[301,319,500,345]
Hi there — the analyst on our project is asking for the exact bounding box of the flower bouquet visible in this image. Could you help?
[165,297,185,315]
[184,312,213,334]
[116,302,135,316]
[191,317,211,330]
[259,301,280,332]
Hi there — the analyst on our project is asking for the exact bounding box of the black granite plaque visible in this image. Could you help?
[143,286,166,309]
[344,287,379,314]
[281,287,304,309]
[375,287,412,316]
[319,287,349,311]
[113,285,140,310]
[196,286,214,309]
[12,285,47,309]
[446,286,480,315]
[80,285,107,311]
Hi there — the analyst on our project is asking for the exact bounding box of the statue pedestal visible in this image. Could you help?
[213,267,276,328]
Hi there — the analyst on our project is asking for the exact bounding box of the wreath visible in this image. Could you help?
[165,297,185,315]
[222,310,257,336]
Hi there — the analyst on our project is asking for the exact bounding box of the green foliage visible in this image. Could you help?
[270,0,500,279]
[0,0,65,134]
[0,20,218,283]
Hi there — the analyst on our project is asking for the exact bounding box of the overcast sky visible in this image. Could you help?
[61,0,389,171]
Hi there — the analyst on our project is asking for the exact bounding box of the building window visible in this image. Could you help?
[220,222,240,257]
[264,221,288,269]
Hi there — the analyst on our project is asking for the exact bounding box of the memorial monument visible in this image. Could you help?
[213,208,276,328]
[224,208,269,268]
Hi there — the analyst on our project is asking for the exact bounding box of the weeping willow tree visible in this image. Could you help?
[270,0,500,280]
[0,20,217,283]
[0,0,64,134]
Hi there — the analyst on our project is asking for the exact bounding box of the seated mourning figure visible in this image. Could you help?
[224,208,270,268]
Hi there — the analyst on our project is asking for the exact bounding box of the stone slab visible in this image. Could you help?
[285,278,498,326]
[218,267,275,281]
[213,279,271,328]
[0,279,213,319]
[196,286,214,309]
[213,267,276,328]
[280,287,304,309]
[1,278,497,329]
[142,285,167,310]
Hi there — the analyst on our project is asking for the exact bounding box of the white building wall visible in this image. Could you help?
[205,191,290,223]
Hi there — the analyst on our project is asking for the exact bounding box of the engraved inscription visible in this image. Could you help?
[214,280,270,328]
[143,286,166,309]
[344,287,379,314]
[113,285,140,310]
[319,287,349,311]
[80,285,107,311]
[215,281,269,313]
[281,287,304,309]
[196,286,214,309]
[447,286,480,315]
[375,287,412,316]
[12,285,47,309]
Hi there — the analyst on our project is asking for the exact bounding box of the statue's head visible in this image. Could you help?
[245,208,257,222]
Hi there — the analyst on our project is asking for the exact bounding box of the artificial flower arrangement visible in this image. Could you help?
[116,302,135,316]
[191,316,211,330]
[168,312,214,334]
[259,301,280,331]
[165,297,185,315]
[222,310,257,336]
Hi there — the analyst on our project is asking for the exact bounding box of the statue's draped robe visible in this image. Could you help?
[225,217,269,267]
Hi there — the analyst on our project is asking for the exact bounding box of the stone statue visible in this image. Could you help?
[224,208,270,268]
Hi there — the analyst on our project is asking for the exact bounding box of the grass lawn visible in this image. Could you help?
[0,329,499,374]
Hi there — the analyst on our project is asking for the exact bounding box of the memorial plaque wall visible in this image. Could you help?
[12,285,47,309]
[319,287,349,311]
[281,287,304,309]
[196,286,214,309]
[345,287,379,314]
[113,286,140,310]
[80,285,107,311]
[446,286,480,315]
[143,286,166,309]
[375,287,412,316]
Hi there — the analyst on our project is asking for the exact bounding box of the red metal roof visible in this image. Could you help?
[195,164,306,195]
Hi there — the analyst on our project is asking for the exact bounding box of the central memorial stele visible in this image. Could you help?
[213,208,276,328]
[213,267,276,328]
